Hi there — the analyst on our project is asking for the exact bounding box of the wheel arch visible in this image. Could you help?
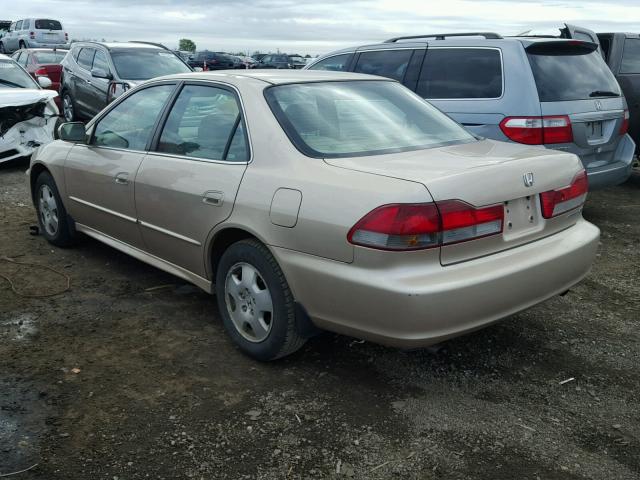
[29,162,52,205]
[207,226,265,282]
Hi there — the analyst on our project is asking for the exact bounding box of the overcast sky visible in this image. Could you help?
[7,0,640,55]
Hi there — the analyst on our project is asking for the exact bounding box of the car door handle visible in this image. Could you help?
[114,172,129,185]
[202,191,224,206]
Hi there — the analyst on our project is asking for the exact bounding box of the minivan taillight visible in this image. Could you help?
[29,31,35,39]
[65,32,68,41]
[347,200,504,251]
[539,170,588,219]
[620,109,630,135]
[500,115,573,145]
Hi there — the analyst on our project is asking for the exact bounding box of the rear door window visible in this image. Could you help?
[527,44,621,101]
[22,19,30,30]
[308,53,351,71]
[417,48,503,99]
[15,21,22,30]
[353,49,412,82]
[77,48,95,70]
[157,84,248,162]
[35,19,62,30]
[620,38,640,74]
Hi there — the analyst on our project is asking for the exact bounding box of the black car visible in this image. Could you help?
[188,51,235,70]
[59,41,192,121]
[255,54,293,69]
[596,32,640,150]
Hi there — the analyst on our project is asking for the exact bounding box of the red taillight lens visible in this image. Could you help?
[35,67,48,77]
[29,31,35,39]
[347,201,503,251]
[620,109,630,135]
[500,115,573,145]
[540,170,588,219]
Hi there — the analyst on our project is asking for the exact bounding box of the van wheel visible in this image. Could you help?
[35,171,76,247]
[215,239,306,361]
[62,92,76,122]
[19,41,26,50]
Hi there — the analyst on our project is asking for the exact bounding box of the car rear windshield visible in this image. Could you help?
[527,43,620,101]
[265,80,475,158]
[33,51,67,64]
[111,49,191,80]
[35,19,62,30]
[0,60,38,88]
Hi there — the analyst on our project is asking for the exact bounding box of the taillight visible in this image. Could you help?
[29,31,35,39]
[540,170,588,219]
[500,115,573,145]
[35,67,48,77]
[347,200,503,251]
[65,32,68,41]
[620,109,630,135]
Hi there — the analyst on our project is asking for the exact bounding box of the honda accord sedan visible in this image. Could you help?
[28,70,600,360]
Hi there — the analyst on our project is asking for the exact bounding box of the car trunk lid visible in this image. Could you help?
[34,19,65,44]
[326,139,585,265]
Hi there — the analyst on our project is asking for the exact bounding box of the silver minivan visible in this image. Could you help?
[0,18,68,54]
[306,30,635,190]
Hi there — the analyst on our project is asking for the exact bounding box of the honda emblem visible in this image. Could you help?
[523,172,535,187]
[595,100,603,111]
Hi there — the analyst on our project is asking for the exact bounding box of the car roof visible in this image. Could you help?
[73,41,164,50]
[158,70,392,85]
[314,36,594,57]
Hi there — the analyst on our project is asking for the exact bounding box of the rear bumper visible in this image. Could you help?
[25,40,69,49]
[273,218,600,348]
[583,134,635,190]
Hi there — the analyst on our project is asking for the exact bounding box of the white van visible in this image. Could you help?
[0,19,68,54]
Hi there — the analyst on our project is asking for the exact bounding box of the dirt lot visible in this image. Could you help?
[1,158,639,480]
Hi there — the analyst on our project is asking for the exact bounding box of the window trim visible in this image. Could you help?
[87,81,180,154]
[146,79,253,165]
[418,46,505,101]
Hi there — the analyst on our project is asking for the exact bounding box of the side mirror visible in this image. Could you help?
[37,76,52,88]
[91,68,112,80]
[58,122,86,143]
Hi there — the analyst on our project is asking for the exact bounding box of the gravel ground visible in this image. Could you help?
[1,158,639,480]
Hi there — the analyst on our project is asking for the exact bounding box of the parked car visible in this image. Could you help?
[591,31,640,151]
[11,48,67,110]
[0,53,58,164]
[172,50,193,62]
[188,51,235,70]
[29,70,599,360]
[255,54,294,69]
[0,18,69,54]
[59,41,192,122]
[306,31,635,190]
[287,54,306,69]
[252,53,266,62]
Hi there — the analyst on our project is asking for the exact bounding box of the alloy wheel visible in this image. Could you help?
[224,262,274,343]
[38,184,59,237]
[63,95,74,122]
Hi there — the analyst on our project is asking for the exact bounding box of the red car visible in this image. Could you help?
[11,48,67,109]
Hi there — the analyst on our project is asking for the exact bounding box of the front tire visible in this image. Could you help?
[35,171,76,247]
[62,91,76,122]
[215,239,306,361]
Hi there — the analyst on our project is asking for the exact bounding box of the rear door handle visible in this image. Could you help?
[203,190,224,206]
[114,172,129,185]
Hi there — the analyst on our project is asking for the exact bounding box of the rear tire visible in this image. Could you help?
[34,171,76,247]
[19,41,26,50]
[0,43,5,54]
[215,239,306,361]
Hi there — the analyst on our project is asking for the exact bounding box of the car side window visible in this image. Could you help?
[621,39,640,74]
[416,48,503,99]
[77,48,95,70]
[22,19,30,30]
[157,84,248,162]
[92,50,110,73]
[308,54,351,71]
[353,49,412,82]
[92,85,175,151]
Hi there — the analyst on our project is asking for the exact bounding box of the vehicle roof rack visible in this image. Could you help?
[384,32,502,43]
[128,41,170,50]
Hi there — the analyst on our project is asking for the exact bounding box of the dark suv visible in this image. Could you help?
[60,41,191,121]
[255,54,294,69]
[306,31,635,189]
[187,51,235,70]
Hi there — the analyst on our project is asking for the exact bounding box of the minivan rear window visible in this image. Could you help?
[620,38,640,74]
[416,48,502,99]
[527,45,620,101]
[35,19,62,30]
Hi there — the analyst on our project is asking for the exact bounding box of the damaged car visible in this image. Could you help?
[0,53,58,164]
